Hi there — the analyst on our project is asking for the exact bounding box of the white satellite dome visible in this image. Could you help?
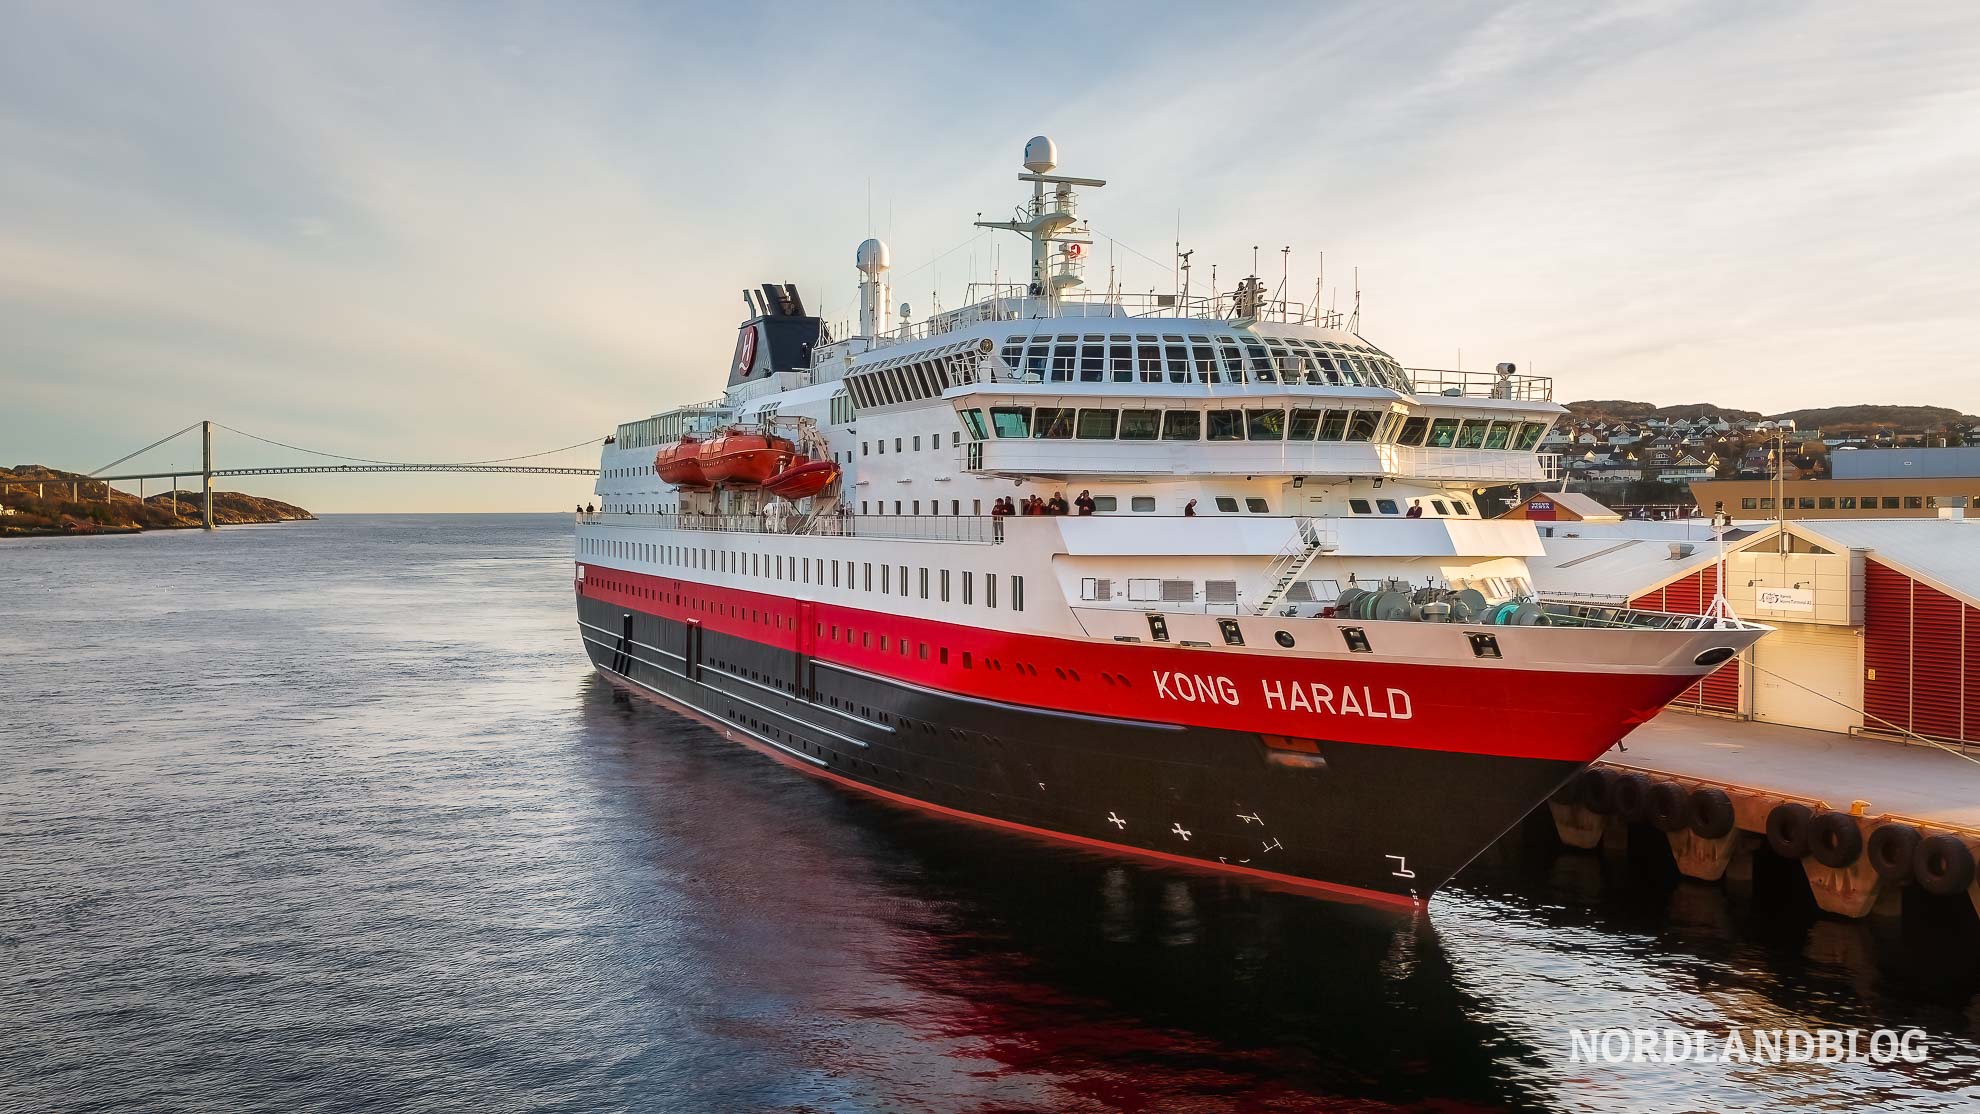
[1023,135,1058,174]
[855,237,891,274]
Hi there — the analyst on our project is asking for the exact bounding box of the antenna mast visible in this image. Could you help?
[974,136,1104,317]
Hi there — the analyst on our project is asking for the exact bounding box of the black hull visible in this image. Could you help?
[577,595,1578,902]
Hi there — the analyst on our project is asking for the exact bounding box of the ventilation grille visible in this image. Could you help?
[1204,580,1238,604]
[1161,580,1195,602]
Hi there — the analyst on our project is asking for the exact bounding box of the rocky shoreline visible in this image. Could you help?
[1,465,314,538]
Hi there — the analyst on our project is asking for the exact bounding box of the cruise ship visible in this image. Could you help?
[575,137,1766,905]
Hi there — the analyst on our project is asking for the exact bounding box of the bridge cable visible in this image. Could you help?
[213,425,603,468]
[88,422,202,477]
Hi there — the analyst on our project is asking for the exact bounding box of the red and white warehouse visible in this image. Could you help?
[1528,512,1980,747]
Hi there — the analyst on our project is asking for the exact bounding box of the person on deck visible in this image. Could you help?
[1047,491,1070,515]
[1406,499,1424,518]
[1074,489,1096,515]
[1183,498,1197,517]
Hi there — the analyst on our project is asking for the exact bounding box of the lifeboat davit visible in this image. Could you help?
[699,428,796,487]
[654,437,711,488]
[764,457,839,501]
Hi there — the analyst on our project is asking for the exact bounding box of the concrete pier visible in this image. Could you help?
[1609,713,1980,828]
[1545,709,1980,923]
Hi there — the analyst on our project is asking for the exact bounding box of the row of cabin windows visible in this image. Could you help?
[580,537,1022,611]
[996,333,1415,393]
[1741,494,1951,511]
[828,391,857,425]
[959,407,1551,451]
[860,431,962,457]
[587,586,1121,705]
[1347,496,1472,516]
[616,411,727,450]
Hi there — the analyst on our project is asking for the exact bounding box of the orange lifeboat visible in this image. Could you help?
[699,428,796,487]
[763,457,839,501]
[654,437,711,489]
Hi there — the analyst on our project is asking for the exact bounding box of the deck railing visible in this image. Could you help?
[576,510,999,544]
[1408,367,1553,401]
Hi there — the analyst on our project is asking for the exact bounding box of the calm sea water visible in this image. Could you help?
[4,514,1979,1113]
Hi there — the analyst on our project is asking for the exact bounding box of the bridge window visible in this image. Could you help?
[1080,337,1106,382]
[1349,499,1373,514]
[1482,421,1513,450]
[960,409,988,439]
[1246,409,1285,441]
[1034,408,1075,439]
[1050,336,1078,382]
[990,407,1032,438]
[1207,410,1245,442]
[1162,410,1201,440]
[1076,409,1118,439]
[1163,339,1189,381]
[1398,416,1430,446]
[1024,339,1050,382]
[1318,410,1349,440]
[1427,418,1460,448]
[1246,498,1269,513]
[1215,497,1239,512]
[1346,411,1381,442]
[1377,499,1399,514]
[1243,340,1273,381]
[1092,496,1117,511]
[1217,341,1244,382]
[1287,408,1321,440]
[1453,499,1471,515]
[1133,341,1159,382]
[1454,420,1488,449]
[1431,500,1449,514]
[1190,338,1220,383]
[1119,409,1160,440]
[1513,421,1549,451]
[1132,496,1155,512]
[1112,342,1136,382]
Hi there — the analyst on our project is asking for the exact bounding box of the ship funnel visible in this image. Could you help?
[856,237,891,337]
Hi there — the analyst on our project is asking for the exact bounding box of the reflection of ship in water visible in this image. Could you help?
[575,673,1549,1110]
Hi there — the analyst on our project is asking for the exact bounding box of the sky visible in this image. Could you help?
[2,1,1977,512]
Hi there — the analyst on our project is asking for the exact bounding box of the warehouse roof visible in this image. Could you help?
[1789,517,1980,609]
[1829,446,1980,480]
[1528,522,1777,602]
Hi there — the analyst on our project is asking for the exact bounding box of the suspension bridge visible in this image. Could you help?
[23,420,601,529]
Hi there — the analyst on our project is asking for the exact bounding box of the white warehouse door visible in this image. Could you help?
[1752,623,1863,734]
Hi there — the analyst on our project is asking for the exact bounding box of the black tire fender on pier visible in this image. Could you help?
[1646,780,1690,833]
[1578,768,1620,815]
[1807,811,1864,869]
[1867,823,1921,882]
[1685,787,1736,840]
[1610,772,1654,822]
[1766,802,1814,860]
[1912,833,1977,897]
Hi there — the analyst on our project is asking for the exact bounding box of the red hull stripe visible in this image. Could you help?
[595,667,1422,912]
[578,565,1685,763]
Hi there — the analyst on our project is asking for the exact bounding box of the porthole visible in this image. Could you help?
[1274,630,1296,648]
[1694,646,1737,667]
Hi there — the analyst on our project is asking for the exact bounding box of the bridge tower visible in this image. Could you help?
[202,420,214,530]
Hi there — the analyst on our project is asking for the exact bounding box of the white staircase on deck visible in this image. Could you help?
[1253,517,1337,615]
